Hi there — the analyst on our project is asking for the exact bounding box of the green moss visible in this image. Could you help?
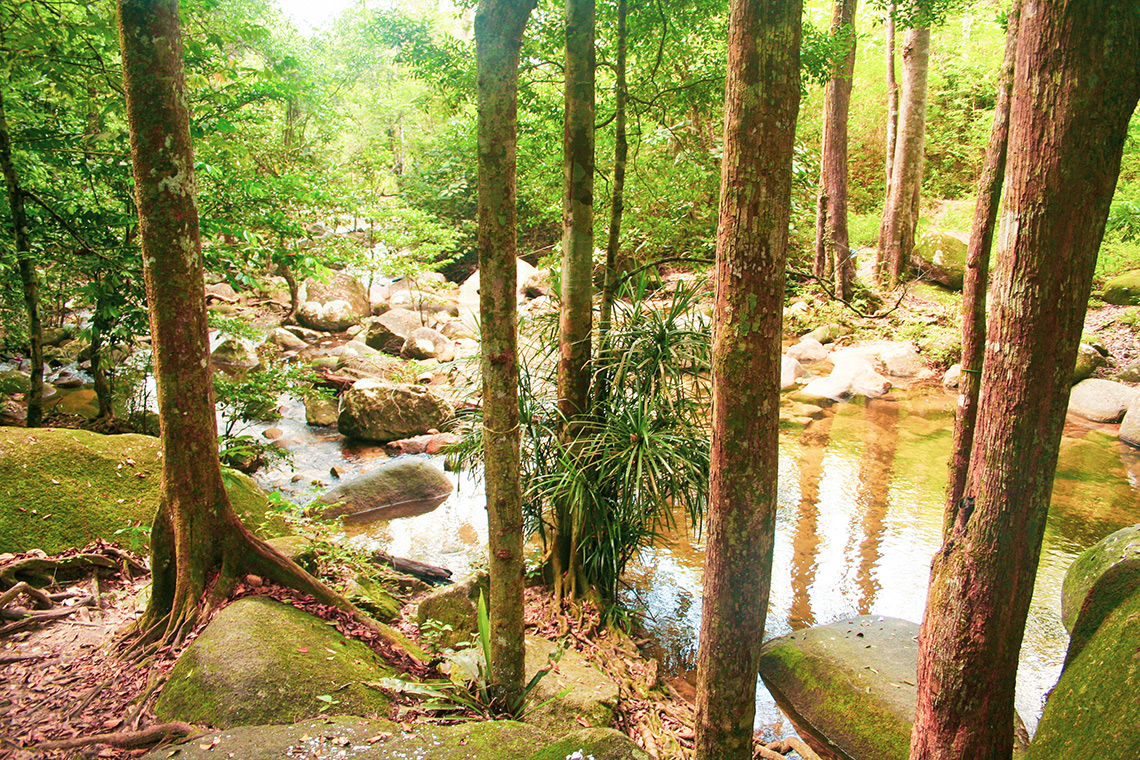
[525,728,651,760]
[0,428,288,554]
[1101,269,1140,305]
[1060,525,1140,633]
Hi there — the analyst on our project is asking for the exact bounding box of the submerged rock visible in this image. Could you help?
[156,597,393,728]
[311,458,452,523]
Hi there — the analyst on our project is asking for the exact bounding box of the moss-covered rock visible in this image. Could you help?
[524,635,619,738]
[1101,269,1140,305]
[525,727,651,760]
[311,458,452,523]
[156,597,393,728]
[337,380,454,443]
[1073,343,1109,383]
[415,573,489,650]
[911,230,967,290]
[0,370,30,395]
[1027,588,1140,760]
[0,428,288,554]
[1060,524,1140,633]
[344,575,403,623]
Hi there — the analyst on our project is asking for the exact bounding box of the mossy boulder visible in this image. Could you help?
[525,728,651,760]
[415,573,489,650]
[1101,269,1140,305]
[311,458,453,523]
[1074,343,1109,383]
[911,230,967,290]
[0,428,288,554]
[141,717,556,760]
[0,369,30,395]
[156,597,393,728]
[1060,524,1140,634]
[344,575,403,622]
[337,379,454,443]
[524,635,620,738]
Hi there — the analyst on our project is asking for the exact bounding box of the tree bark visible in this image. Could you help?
[693,0,801,757]
[0,88,44,428]
[884,2,898,199]
[118,0,410,654]
[475,0,535,702]
[813,0,857,299]
[944,0,1020,517]
[910,3,1140,759]
[876,25,929,288]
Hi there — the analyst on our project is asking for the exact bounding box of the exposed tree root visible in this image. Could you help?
[36,721,201,751]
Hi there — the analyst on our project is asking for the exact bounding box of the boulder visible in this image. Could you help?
[781,355,806,390]
[388,289,460,316]
[338,379,454,442]
[312,458,453,523]
[759,616,1026,760]
[786,337,828,364]
[1073,342,1109,383]
[335,354,406,383]
[340,339,383,359]
[211,337,260,369]
[1060,524,1140,634]
[402,327,455,363]
[911,230,967,290]
[0,428,287,554]
[439,318,478,341]
[878,342,924,377]
[1101,269,1140,305]
[344,575,403,622]
[520,268,553,299]
[794,352,891,404]
[297,299,361,332]
[0,369,30,395]
[284,325,325,343]
[942,363,962,389]
[1121,393,1140,447]
[305,396,339,427]
[155,597,393,728]
[204,282,238,302]
[458,258,541,305]
[365,309,424,355]
[41,325,77,347]
[416,573,490,650]
[1116,359,1140,383]
[301,271,371,319]
[525,636,620,737]
[270,328,307,352]
[386,432,461,456]
[526,728,650,760]
[1067,378,1138,423]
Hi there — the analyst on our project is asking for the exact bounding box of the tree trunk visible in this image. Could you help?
[0,88,44,428]
[90,287,114,421]
[693,0,801,757]
[944,0,1020,516]
[474,0,535,703]
[813,0,857,299]
[554,0,595,600]
[910,4,1140,759]
[118,0,412,655]
[876,25,929,288]
[884,2,898,198]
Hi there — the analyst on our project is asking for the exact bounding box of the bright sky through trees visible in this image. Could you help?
[276,0,358,33]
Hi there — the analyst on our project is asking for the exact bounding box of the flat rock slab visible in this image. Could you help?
[525,635,620,737]
[758,616,919,760]
[312,458,453,523]
[1068,378,1138,423]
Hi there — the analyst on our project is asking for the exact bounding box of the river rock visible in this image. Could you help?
[439,318,478,341]
[388,289,460,316]
[340,339,382,359]
[365,309,424,354]
[211,336,260,369]
[0,369,30,395]
[878,342,924,377]
[386,432,461,455]
[312,458,452,523]
[335,354,406,383]
[155,597,393,728]
[0,428,287,554]
[284,325,325,343]
[297,299,360,332]
[1101,269,1140,305]
[525,635,620,738]
[1067,378,1138,423]
[1121,394,1140,447]
[301,271,371,319]
[338,379,454,442]
[521,268,553,299]
[795,352,891,403]
[942,363,962,388]
[911,230,966,290]
[1074,342,1108,383]
[271,327,307,351]
[305,396,339,427]
[402,326,455,363]
[781,355,806,390]
[1116,359,1140,383]
[205,282,238,302]
[786,337,828,364]
[458,258,542,305]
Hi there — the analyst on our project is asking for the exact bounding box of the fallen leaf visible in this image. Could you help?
[102,718,122,730]
[297,646,309,653]
[366,733,392,743]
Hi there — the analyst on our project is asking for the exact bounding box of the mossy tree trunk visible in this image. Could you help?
[945,0,1020,514]
[118,0,408,651]
[0,88,44,428]
[693,0,801,757]
[910,3,1140,759]
[876,24,929,288]
[813,0,857,300]
[554,0,595,601]
[475,0,535,702]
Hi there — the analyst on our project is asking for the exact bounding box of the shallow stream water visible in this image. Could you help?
[248,385,1140,738]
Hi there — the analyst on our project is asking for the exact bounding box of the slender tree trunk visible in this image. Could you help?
[90,287,114,421]
[884,2,898,198]
[910,4,1140,759]
[554,0,595,600]
[594,0,627,411]
[118,0,407,654]
[945,1,1020,516]
[693,0,801,757]
[813,0,857,299]
[876,25,929,287]
[0,88,44,428]
[474,0,535,702]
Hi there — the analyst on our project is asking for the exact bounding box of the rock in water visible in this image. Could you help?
[311,458,453,523]
[337,379,454,442]
[155,597,393,728]
[1067,378,1138,423]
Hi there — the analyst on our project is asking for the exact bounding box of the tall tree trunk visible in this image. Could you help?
[0,88,44,428]
[474,0,535,702]
[118,0,410,655]
[554,0,595,600]
[884,2,898,198]
[910,3,1140,759]
[945,0,1020,516]
[876,25,929,287]
[594,0,627,411]
[813,0,858,299]
[693,0,801,757]
[90,287,114,421]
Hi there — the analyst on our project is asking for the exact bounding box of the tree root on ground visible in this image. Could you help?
[36,721,201,751]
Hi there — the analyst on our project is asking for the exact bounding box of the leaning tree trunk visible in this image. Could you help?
[944,0,1020,516]
[0,88,44,428]
[693,0,801,757]
[474,0,535,703]
[554,0,595,601]
[876,25,929,288]
[118,0,415,655]
[813,0,857,299]
[910,3,1140,759]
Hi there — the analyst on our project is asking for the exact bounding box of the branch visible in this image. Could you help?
[787,264,910,319]
[615,256,714,289]
[21,191,118,264]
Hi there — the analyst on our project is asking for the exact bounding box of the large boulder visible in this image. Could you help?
[0,428,287,554]
[794,351,891,404]
[416,573,490,650]
[211,336,260,370]
[786,337,828,364]
[297,299,361,333]
[402,326,455,363]
[781,355,806,390]
[1101,269,1140,305]
[878,342,924,377]
[387,289,460,317]
[1120,393,1140,447]
[458,258,541,306]
[911,230,967,290]
[1060,524,1140,634]
[155,597,393,728]
[338,379,454,442]
[311,458,453,523]
[297,272,371,332]
[1067,378,1138,423]
[1073,342,1108,382]
[525,636,619,738]
[364,309,424,355]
